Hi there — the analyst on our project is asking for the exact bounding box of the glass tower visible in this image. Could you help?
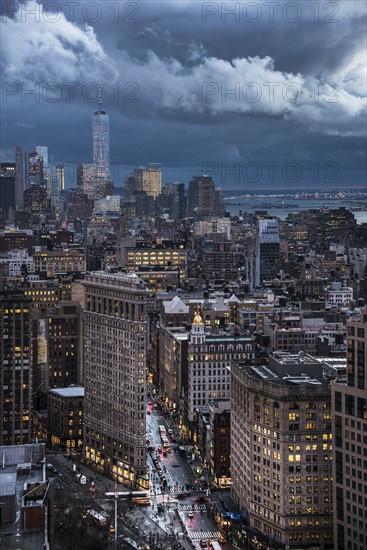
[92,91,110,196]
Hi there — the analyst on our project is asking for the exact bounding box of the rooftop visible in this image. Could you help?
[48,386,84,398]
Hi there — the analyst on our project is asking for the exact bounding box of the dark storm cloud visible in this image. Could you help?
[0,0,365,188]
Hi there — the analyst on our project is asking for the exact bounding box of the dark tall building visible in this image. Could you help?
[0,162,16,219]
[32,302,83,410]
[187,175,224,217]
[255,218,280,285]
[162,182,186,219]
[0,285,32,445]
[332,308,367,550]
[27,151,44,187]
[15,146,24,210]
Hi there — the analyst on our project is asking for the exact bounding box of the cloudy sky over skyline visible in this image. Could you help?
[1,0,366,189]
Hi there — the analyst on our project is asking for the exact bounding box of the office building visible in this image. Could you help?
[48,163,64,204]
[48,386,84,450]
[0,248,33,279]
[231,353,333,549]
[0,285,32,445]
[0,162,16,219]
[23,184,50,216]
[187,175,225,217]
[27,150,44,187]
[120,239,188,283]
[332,308,367,550]
[92,95,110,197]
[0,229,34,253]
[83,272,149,488]
[15,146,24,210]
[255,218,281,285]
[125,164,162,200]
[186,313,254,430]
[35,146,48,186]
[32,302,83,403]
[160,182,186,219]
[77,163,97,199]
[33,249,86,277]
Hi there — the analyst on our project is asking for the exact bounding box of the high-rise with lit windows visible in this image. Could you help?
[92,95,110,198]
[332,308,367,550]
[231,352,333,549]
[83,272,149,489]
[0,284,32,445]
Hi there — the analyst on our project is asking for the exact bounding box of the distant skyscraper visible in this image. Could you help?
[162,182,186,219]
[92,89,110,197]
[0,162,16,220]
[84,272,149,489]
[48,163,64,204]
[27,150,44,187]
[125,164,162,200]
[56,164,64,191]
[187,175,224,216]
[36,146,49,188]
[255,218,280,285]
[0,284,32,445]
[36,146,48,173]
[15,146,24,210]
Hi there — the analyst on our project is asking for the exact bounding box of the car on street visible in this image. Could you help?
[200,541,207,548]
[187,511,194,518]
[158,447,163,453]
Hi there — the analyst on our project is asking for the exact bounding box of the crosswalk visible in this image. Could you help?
[188,531,220,541]
[177,504,207,511]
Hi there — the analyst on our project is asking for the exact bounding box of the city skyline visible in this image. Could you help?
[1,0,366,189]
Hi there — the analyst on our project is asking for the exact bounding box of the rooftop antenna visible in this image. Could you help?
[98,82,102,111]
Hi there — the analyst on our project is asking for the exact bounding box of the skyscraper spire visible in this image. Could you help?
[98,82,102,111]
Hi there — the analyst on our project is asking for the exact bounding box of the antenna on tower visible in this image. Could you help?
[98,82,102,110]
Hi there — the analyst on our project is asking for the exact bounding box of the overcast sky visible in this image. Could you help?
[1,0,366,189]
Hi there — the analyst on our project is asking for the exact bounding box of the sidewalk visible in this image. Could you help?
[125,505,193,549]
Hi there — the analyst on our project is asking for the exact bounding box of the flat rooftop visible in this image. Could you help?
[48,386,84,398]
